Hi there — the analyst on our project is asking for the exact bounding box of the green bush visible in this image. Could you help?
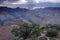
[46,29,58,37]
[56,25,60,30]
[45,24,60,31]
[11,22,41,40]
[49,24,60,30]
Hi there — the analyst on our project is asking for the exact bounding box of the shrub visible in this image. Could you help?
[46,29,58,37]
[11,22,41,40]
[55,25,60,30]
[48,24,60,30]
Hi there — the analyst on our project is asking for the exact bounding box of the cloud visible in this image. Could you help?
[0,0,60,4]
[12,0,27,4]
[0,0,60,8]
[0,0,19,3]
[34,0,60,3]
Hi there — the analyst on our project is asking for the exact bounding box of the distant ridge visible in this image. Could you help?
[0,7,60,26]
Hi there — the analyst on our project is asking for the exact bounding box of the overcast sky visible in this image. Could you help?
[0,0,60,8]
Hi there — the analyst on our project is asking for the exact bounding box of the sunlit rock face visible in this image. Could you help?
[0,7,60,26]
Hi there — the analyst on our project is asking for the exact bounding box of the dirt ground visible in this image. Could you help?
[0,26,15,40]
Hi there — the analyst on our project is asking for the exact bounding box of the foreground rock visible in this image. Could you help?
[39,37,48,40]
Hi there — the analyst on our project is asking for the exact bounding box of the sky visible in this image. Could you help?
[0,0,60,8]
